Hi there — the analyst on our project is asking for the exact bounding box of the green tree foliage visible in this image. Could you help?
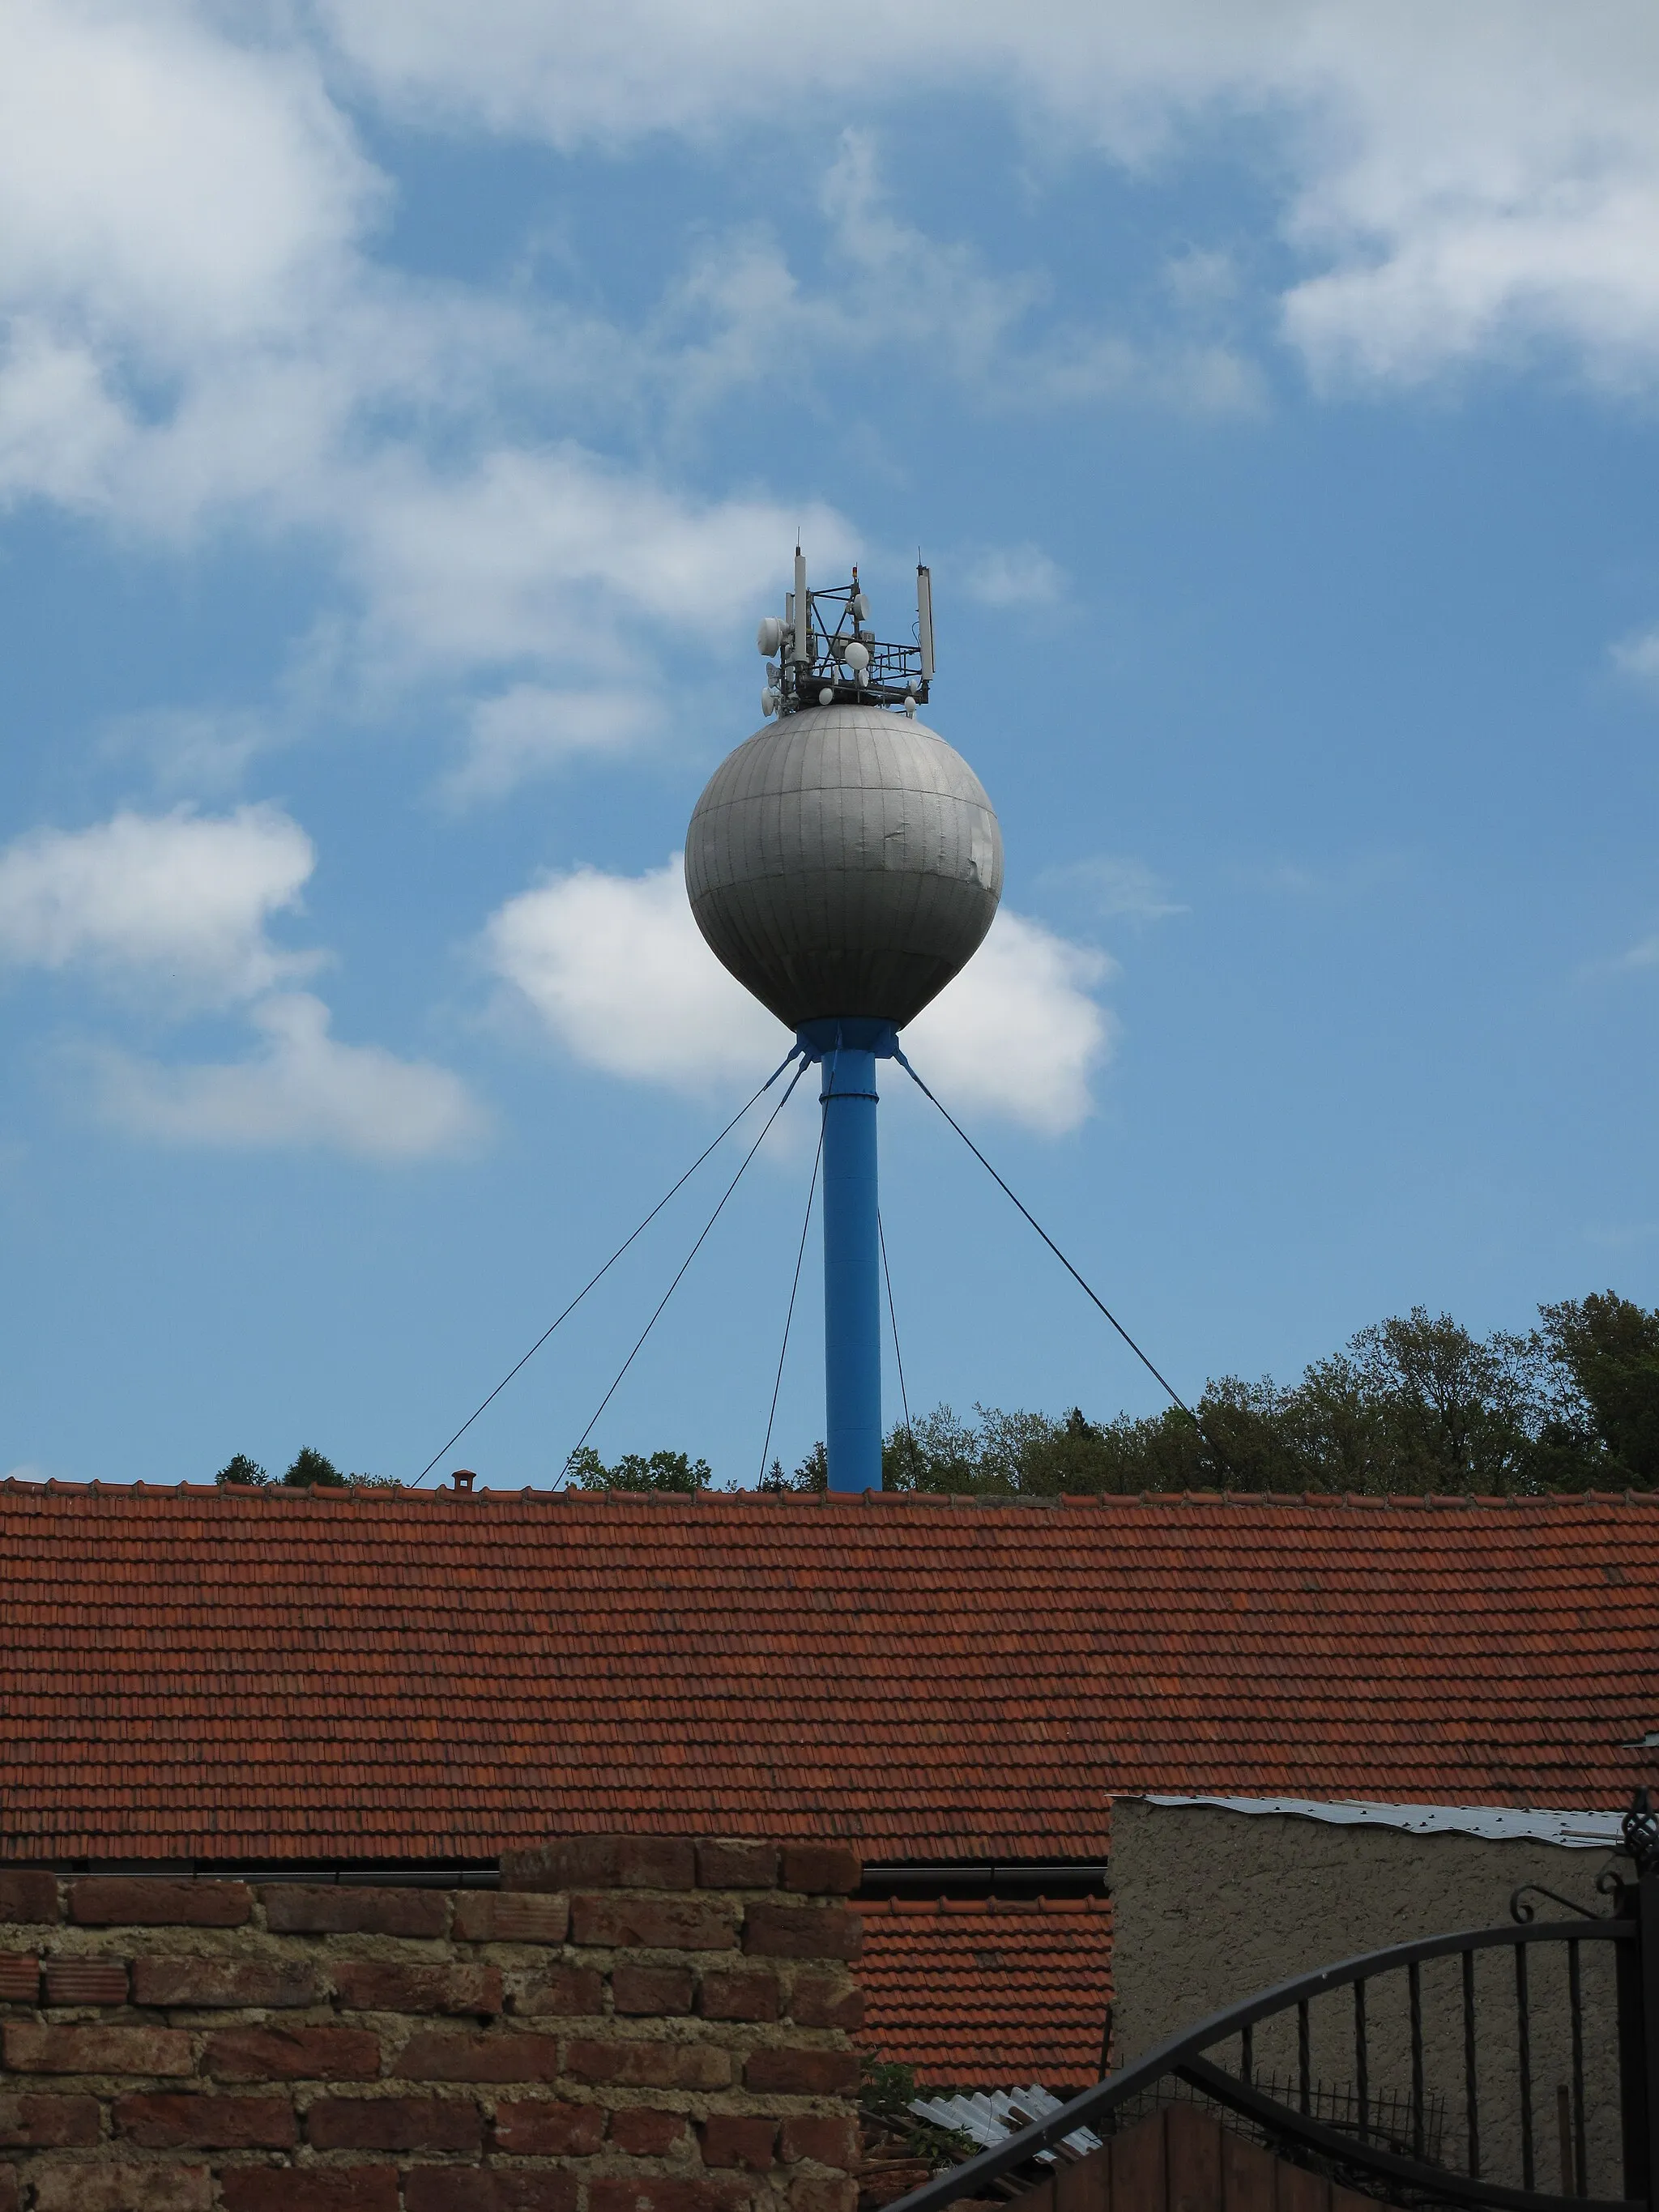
[879,1293,1659,1498]
[759,1442,828,1494]
[568,1447,712,1494]
[284,1447,348,1488]
[215,1454,268,1487]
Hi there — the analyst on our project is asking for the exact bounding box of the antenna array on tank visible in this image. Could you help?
[757,550,933,720]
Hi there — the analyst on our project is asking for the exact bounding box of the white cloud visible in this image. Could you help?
[0,807,319,1005]
[87,992,484,1161]
[1040,854,1188,923]
[962,545,1066,611]
[1612,624,1659,694]
[484,855,1112,1132]
[903,911,1115,1136]
[444,686,662,804]
[318,0,1659,391]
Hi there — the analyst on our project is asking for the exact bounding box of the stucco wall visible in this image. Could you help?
[1109,1799,1624,2198]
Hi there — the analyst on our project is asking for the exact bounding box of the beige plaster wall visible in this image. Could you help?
[1109,1799,1626,2198]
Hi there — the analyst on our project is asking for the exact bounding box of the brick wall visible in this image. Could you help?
[0,1839,863,2212]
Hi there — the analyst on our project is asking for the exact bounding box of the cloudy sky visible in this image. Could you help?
[4,1,1659,1488]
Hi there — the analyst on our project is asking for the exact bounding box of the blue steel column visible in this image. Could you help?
[804,1025,885,1494]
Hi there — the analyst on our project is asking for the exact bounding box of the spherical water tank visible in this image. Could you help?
[684,702,1003,1031]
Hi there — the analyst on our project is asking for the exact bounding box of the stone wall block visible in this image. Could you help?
[743,1907,859,1962]
[743,2048,859,2097]
[514,1966,605,2018]
[70,1880,251,1929]
[700,2113,779,2169]
[453,1893,569,1946]
[28,2165,213,2211]
[565,2038,733,2091]
[406,2172,578,2212]
[779,2116,859,2167]
[571,1896,738,1952]
[130,1957,325,2010]
[504,1839,697,1894]
[112,2089,297,2148]
[0,2090,102,2147]
[220,2168,399,2211]
[203,2024,382,2081]
[787,1975,862,2031]
[778,1848,860,1898]
[397,2029,565,2082]
[0,1956,40,2002]
[306,2092,484,2151]
[41,1958,129,2005]
[612,1963,696,2016]
[588,2177,756,2212]
[261,1886,448,1939]
[697,1970,780,2023]
[4,2022,193,2075]
[491,2098,606,2154]
[333,1960,502,2017]
[611,2106,690,2154]
[697,1843,779,1891]
[0,1873,59,1925]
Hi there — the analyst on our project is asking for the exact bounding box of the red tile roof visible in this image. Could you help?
[855,1897,1112,2091]
[1,1483,1654,1864]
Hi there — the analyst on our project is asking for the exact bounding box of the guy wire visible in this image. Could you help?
[413,1047,801,1484]
[878,1208,914,1443]
[757,1119,824,1485]
[559,1056,808,1484]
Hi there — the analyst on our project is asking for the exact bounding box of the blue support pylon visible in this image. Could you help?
[797,1019,897,1494]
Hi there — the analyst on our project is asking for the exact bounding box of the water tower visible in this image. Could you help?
[685,551,1003,1492]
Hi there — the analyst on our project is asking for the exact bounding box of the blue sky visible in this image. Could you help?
[4,2,1659,1490]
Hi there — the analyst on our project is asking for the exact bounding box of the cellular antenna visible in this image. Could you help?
[916,563,935,684]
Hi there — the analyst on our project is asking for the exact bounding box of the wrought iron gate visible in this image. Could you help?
[887,1792,1659,2212]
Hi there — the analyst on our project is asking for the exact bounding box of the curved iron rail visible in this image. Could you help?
[883,1915,1640,2212]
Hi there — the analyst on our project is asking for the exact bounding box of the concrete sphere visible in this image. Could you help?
[685,702,1003,1031]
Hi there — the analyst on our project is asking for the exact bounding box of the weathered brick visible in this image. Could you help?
[29,2167,212,2212]
[334,1960,501,2016]
[492,2098,606,2154]
[789,1975,864,2031]
[571,1895,736,1952]
[407,2174,578,2212]
[503,1839,696,1893]
[204,2024,382,2081]
[261,1884,447,1938]
[743,1904,859,1961]
[780,2116,859,2167]
[612,1963,694,2015]
[113,2090,296,2148]
[0,2164,14,2212]
[308,2093,483,2152]
[779,1846,860,1898]
[744,2047,859,2096]
[790,2179,858,2212]
[515,1966,603,2016]
[0,1872,59,1924]
[397,2029,564,2082]
[453,1891,569,1946]
[70,1878,250,1928]
[701,2114,778,2169]
[220,2172,399,2212]
[0,2091,100,2147]
[697,1969,779,2023]
[589,2179,753,2212]
[130,1956,324,2009]
[611,2106,689,2154]
[0,1954,38,2001]
[3,2022,192,2075]
[697,1842,778,1890]
[565,2038,732,2091]
[41,1957,129,2005]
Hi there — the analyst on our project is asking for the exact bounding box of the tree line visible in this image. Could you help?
[217,1290,1659,1498]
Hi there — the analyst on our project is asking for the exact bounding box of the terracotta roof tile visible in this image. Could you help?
[0,1485,1654,1863]
[855,1897,1112,2090]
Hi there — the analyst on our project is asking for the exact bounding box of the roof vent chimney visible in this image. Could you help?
[451,1468,477,1494]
